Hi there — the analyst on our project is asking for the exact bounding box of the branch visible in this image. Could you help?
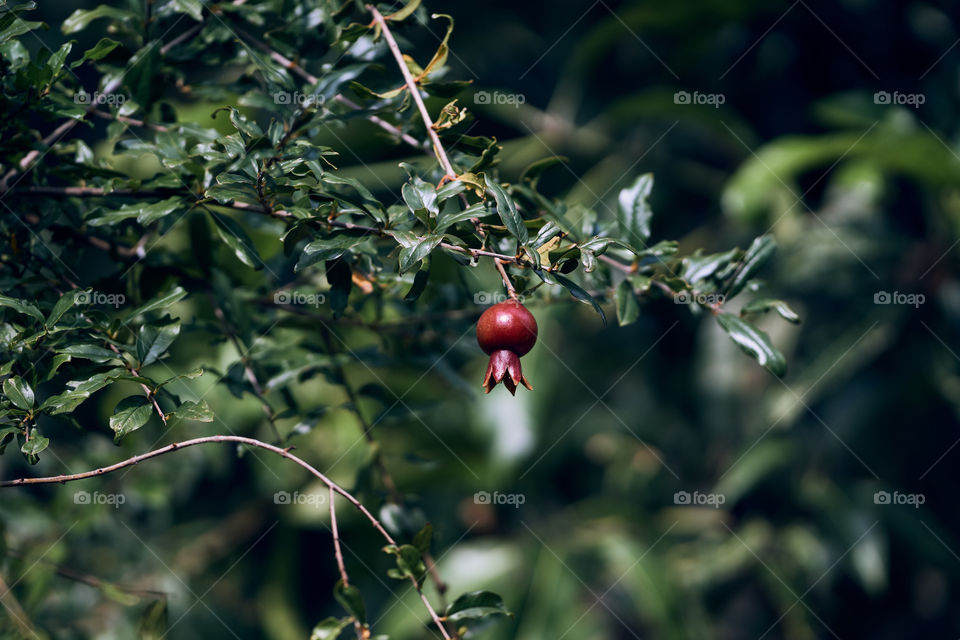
[227,22,424,150]
[367,6,458,180]
[329,486,366,639]
[90,109,170,132]
[0,435,453,638]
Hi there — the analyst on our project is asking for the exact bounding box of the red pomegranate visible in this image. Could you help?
[476,300,538,395]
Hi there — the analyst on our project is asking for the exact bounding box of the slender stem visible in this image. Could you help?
[228,22,424,150]
[367,6,457,180]
[160,22,203,56]
[0,435,456,636]
[494,259,518,300]
[329,486,366,639]
[0,436,391,540]
[102,340,167,424]
[91,109,170,132]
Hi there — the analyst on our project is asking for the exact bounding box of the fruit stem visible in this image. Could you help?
[494,258,519,300]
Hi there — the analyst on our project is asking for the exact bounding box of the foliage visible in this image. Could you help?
[2,0,959,638]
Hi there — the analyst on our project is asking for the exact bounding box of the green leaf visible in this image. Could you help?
[41,369,126,414]
[57,343,120,362]
[445,590,510,623]
[383,544,426,584]
[166,0,203,21]
[727,235,777,298]
[45,354,72,381]
[0,295,44,323]
[171,400,213,422]
[681,248,741,284]
[487,181,527,244]
[617,173,654,244]
[385,0,421,21]
[615,280,640,327]
[333,580,366,624]
[413,522,433,553]
[137,321,181,367]
[136,599,168,639]
[110,396,153,443]
[716,313,786,375]
[297,234,369,272]
[62,5,136,34]
[402,177,438,218]
[404,261,431,302]
[211,213,262,269]
[0,426,20,455]
[155,368,204,389]
[435,203,490,233]
[46,41,72,78]
[326,259,352,317]
[3,376,34,410]
[20,430,49,456]
[741,298,801,324]
[420,14,453,78]
[310,617,352,640]
[554,273,606,325]
[87,197,186,226]
[0,17,44,46]
[46,289,83,327]
[399,235,443,273]
[126,287,187,319]
[71,37,120,67]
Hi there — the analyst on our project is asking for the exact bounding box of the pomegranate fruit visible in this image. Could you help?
[476,299,538,395]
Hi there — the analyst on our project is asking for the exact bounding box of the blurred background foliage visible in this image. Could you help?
[3,0,960,638]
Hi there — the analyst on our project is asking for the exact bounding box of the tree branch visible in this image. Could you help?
[0,435,453,638]
[228,22,425,150]
[367,6,458,180]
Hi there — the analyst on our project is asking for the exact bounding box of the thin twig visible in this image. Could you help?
[90,109,170,132]
[494,259,518,300]
[160,22,204,56]
[0,435,452,638]
[228,22,424,150]
[329,485,366,639]
[367,6,457,180]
